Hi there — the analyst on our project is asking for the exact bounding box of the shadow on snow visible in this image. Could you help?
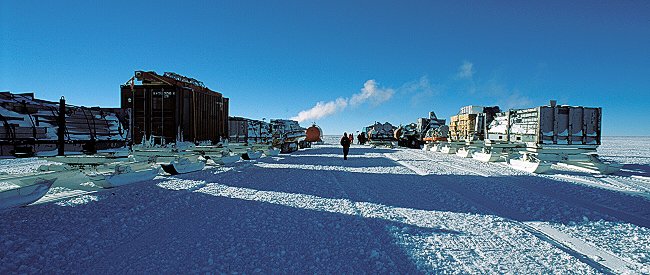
[1,145,649,273]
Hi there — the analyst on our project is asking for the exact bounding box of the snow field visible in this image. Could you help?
[0,136,649,273]
[0,158,49,175]
[383,140,649,273]
[599,137,650,165]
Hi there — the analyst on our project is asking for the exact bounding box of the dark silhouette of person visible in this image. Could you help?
[340,132,351,160]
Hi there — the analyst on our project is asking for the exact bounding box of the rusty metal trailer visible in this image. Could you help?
[120,71,229,145]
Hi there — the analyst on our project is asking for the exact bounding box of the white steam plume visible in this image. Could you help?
[291,79,394,123]
[291,98,348,123]
[350,80,395,106]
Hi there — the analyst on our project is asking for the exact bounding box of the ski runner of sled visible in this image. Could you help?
[340,133,351,160]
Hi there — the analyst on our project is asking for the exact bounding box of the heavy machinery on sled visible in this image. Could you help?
[365,122,397,148]
[436,105,500,157]
[396,111,448,149]
[228,117,309,154]
[474,101,619,174]
[422,124,449,152]
[394,123,420,148]
[227,117,277,156]
[270,119,307,153]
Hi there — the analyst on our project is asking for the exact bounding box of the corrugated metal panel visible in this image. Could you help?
[508,106,601,145]
[121,82,228,144]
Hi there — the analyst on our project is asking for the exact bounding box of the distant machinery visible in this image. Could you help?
[228,116,271,144]
[228,117,309,153]
[419,101,618,174]
[397,111,448,149]
[270,119,307,153]
[365,122,397,148]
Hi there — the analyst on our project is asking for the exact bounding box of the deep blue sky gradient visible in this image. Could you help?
[1,0,649,135]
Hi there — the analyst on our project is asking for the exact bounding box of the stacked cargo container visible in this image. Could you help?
[449,113,479,141]
[120,71,229,145]
[228,117,271,144]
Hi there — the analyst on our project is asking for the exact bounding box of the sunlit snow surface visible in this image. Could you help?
[0,137,648,273]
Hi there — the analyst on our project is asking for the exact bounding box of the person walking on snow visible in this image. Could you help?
[340,132,351,160]
[349,132,354,144]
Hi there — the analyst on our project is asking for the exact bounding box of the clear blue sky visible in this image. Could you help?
[2,0,649,135]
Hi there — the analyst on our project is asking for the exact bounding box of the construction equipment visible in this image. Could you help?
[394,117,446,149]
[394,123,421,148]
[403,111,448,150]
[228,116,298,153]
[228,117,271,144]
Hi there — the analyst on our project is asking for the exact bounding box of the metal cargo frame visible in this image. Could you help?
[227,116,272,144]
[508,106,602,146]
[0,92,127,157]
[475,104,614,174]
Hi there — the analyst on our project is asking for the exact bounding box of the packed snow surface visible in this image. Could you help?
[0,136,649,273]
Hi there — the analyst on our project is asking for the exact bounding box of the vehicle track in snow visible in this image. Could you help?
[390,148,644,273]
[205,153,419,273]
[611,176,650,193]
[436,179,620,274]
[411,149,650,221]
[402,149,650,227]
[350,161,602,273]
[549,174,650,200]
[386,152,623,273]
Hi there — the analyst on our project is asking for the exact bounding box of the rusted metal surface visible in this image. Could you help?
[120,71,229,144]
[305,124,322,142]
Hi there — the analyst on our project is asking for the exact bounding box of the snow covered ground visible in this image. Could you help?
[0,136,649,273]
